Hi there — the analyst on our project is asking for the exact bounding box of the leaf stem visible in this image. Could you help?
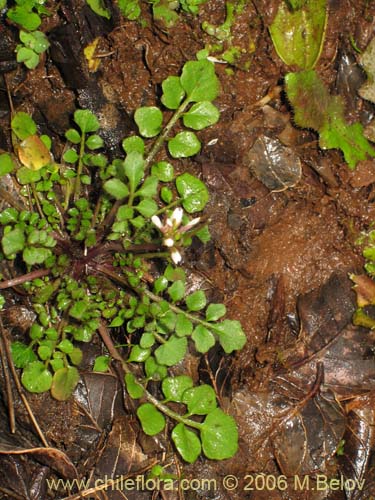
[98,322,202,430]
[143,288,215,331]
[145,98,191,168]
[0,268,51,289]
[73,132,86,201]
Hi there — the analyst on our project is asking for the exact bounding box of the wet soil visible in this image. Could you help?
[1,0,375,499]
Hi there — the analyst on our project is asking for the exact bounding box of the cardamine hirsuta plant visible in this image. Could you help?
[0,59,246,462]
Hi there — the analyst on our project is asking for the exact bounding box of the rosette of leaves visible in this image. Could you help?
[0,58,247,462]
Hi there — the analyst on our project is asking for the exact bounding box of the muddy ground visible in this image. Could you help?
[1,0,375,499]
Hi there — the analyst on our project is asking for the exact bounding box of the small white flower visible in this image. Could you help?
[170,207,183,227]
[151,207,201,265]
[171,249,182,264]
[180,217,200,233]
[164,238,175,248]
[151,215,163,229]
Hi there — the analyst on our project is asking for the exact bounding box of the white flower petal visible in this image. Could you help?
[151,215,163,229]
[181,217,201,232]
[171,207,183,227]
[171,249,182,264]
[164,238,175,247]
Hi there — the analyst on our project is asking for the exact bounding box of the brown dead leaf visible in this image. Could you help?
[246,135,302,192]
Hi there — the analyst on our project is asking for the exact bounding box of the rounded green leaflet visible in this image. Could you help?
[63,149,79,163]
[86,134,104,150]
[175,313,193,337]
[180,59,219,102]
[128,345,151,362]
[11,342,37,369]
[145,356,168,380]
[19,30,49,54]
[65,128,81,144]
[168,131,201,158]
[2,227,25,256]
[183,101,220,130]
[86,0,111,19]
[213,319,247,353]
[136,199,158,217]
[201,408,238,460]
[23,247,51,265]
[206,303,226,321]
[162,375,194,402]
[154,336,187,366]
[38,344,52,360]
[69,348,83,366]
[103,178,129,200]
[175,173,209,213]
[186,290,206,311]
[140,332,155,348]
[0,153,15,177]
[21,361,53,393]
[168,280,185,302]
[134,107,163,138]
[182,384,217,415]
[8,8,41,31]
[11,112,37,140]
[17,166,41,184]
[192,325,215,353]
[125,372,144,399]
[137,403,166,435]
[51,366,80,401]
[151,161,174,182]
[58,339,74,354]
[74,109,100,133]
[161,76,185,109]
[172,423,202,463]
[93,355,111,372]
[122,135,145,155]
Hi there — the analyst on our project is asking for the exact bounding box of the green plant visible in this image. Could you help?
[269,0,375,169]
[5,0,51,69]
[0,59,246,462]
[200,0,254,70]
[16,30,50,69]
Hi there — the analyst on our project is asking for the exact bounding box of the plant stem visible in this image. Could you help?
[143,288,215,331]
[0,268,50,290]
[154,199,180,216]
[73,132,86,201]
[98,322,202,430]
[145,98,191,169]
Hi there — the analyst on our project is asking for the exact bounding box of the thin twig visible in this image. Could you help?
[0,268,50,290]
[0,332,15,432]
[0,318,49,447]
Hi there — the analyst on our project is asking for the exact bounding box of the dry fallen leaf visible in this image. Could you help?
[17,135,51,170]
[246,135,302,192]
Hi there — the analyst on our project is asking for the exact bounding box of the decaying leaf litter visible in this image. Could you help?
[1,0,375,498]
